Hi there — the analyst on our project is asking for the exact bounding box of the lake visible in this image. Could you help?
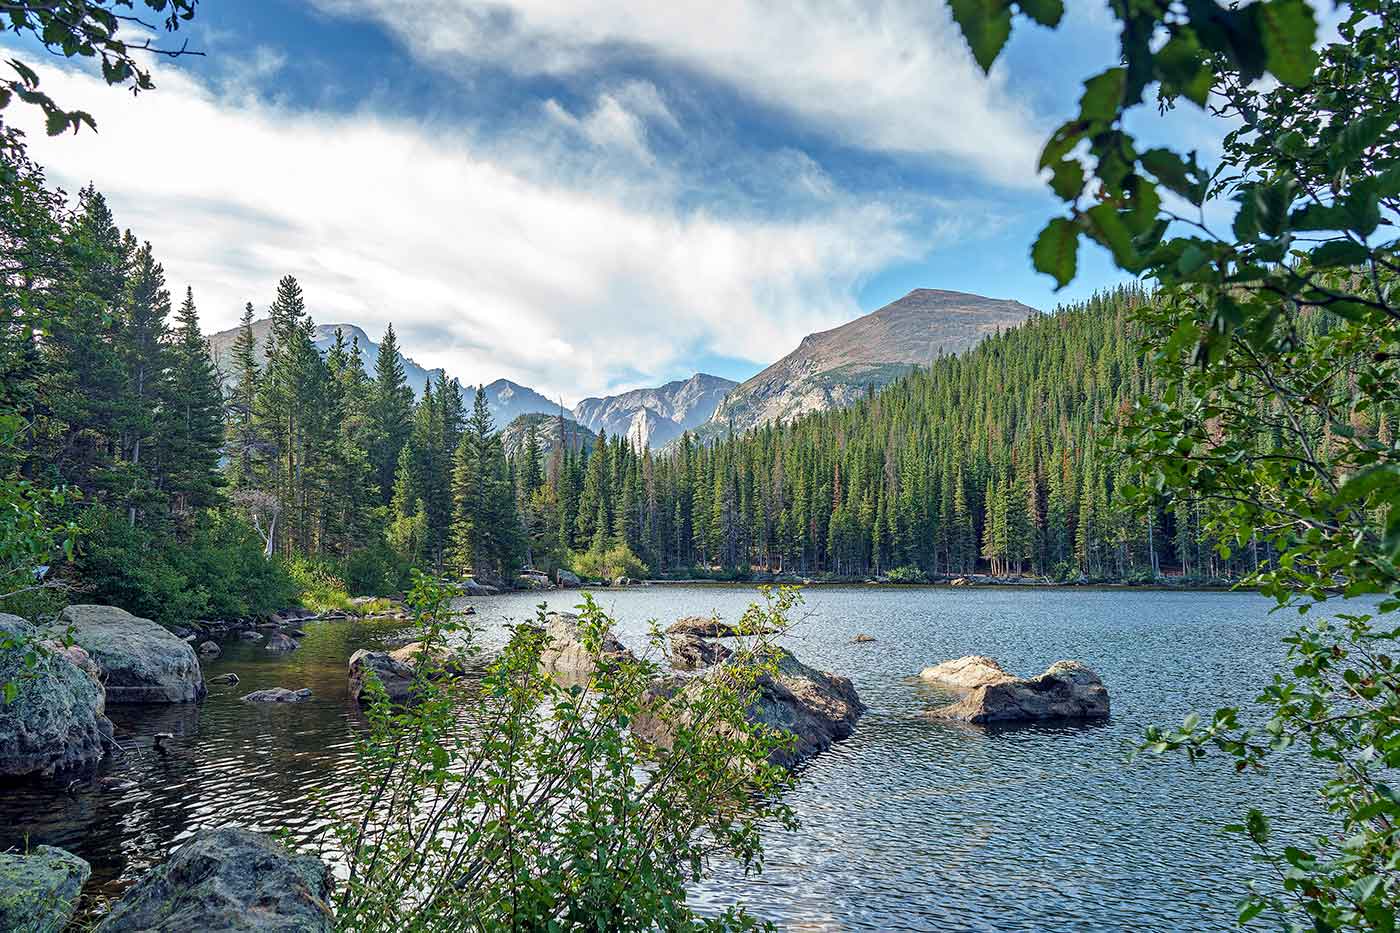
[0,585,1325,930]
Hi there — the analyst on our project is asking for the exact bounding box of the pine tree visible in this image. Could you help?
[160,286,224,524]
[369,323,414,505]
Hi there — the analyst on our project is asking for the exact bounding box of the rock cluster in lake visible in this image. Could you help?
[537,612,636,681]
[0,614,113,778]
[46,605,205,703]
[0,843,90,933]
[666,616,737,638]
[91,827,333,932]
[635,645,865,769]
[669,633,732,671]
[348,649,416,705]
[922,655,1110,724]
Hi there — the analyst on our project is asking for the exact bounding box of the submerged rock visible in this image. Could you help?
[668,634,732,671]
[348,650,416,705]
[197,640,220,658]
[929,659,1110,724]
[634,646,865,769]
[263,632,297,653]
[50,605,204,703]
[211,673,240,686]
[0,614,113,778]
[93,827,333,932]
[537,612,635,681]
[0,844,91,933]
[666,616,737,639]
[241,688,312,704]
[918,655,1013,689]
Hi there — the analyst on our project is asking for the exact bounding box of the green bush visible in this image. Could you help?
[570,541,649,582]
[283,557,354,614]
[340,543,410,597]
[885,566,927,584]
[73,508,295,627]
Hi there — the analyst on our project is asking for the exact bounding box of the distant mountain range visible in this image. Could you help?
[206,288,1034,449]
[696,288,1035,440]
[573,373,737,449]
[206,320,445,398]
[498,412,597,458]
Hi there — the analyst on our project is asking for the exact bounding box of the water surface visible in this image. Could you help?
[0,586,1327,930]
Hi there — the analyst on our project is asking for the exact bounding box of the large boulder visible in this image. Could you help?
[50,605,204,703]
[555,568,581,588]
[348,649,416,705]
[633,647,865,769]
[93,827,333,932]
[0,614,113,777]
[918,655,1013,689]
[538,613,635,682]
[461,579,499,597]
[668,634,732,671]
[666,616,737,638]
[0,844,91,933]
[930,659,1110,724]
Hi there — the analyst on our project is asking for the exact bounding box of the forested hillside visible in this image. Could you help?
[510,286,1264,582]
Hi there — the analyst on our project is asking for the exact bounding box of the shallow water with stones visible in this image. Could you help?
[0,585,1338,930]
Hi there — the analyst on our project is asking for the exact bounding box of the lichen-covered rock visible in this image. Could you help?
[668,634,732,671]
[538,612,635,682]
[633,646,865,769]
[918,655,1013,689]
[49,606,204,703]
[0,844,91,933]
[665,616,737,638]
[0,614,113,777]
[241,688,312,703]
[93,827,333,932]
[930,660,1110,724]
[348,650,416,705]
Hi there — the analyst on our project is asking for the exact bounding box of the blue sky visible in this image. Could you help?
[7,0,1191,403]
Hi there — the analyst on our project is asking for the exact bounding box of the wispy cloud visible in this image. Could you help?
[308,0,1047,189]
[14,57,935,403]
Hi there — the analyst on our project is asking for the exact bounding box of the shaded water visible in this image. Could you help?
[1,586,1326,930]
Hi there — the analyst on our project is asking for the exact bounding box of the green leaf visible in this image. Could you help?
[948,0,1013,73]
[1079,68,1126,124]
[1015,0,1063,27]
[1047,158,1084,200]
[1086,203,1138,267]
[1326,109,1399,175]
[1255,0,1318,87]
[1031,218,1079,288]
[1141,148,1204,206]
[1309,239,1369,268]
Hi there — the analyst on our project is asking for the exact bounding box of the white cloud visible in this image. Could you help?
[309,0,1046,189]
[15,59,929,404]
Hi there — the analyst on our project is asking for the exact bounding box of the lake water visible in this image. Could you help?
[0,585,1328,930]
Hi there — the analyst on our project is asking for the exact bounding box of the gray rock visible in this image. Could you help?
[665,615,737,638]
[239,630,264,642]
[633,646,865,769]
[0,844,91,933]
[668,634,732,671]
[538,612,635,682]
[198,641,220,658]
[211,673,240,686]
[348,650,416,705]
[241,688,312,704]
[50,606,204,703]
[918,655,1012,689]
[0,614,113,777]
[851,633,876,644]
[264,633,297,653]
[93,827,333,932]
[516,572,553,591]
[555,568,581,588]
[929,659,1110,724]
[461,579,499,597]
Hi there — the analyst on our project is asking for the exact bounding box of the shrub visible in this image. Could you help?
[570,541,649,582]
[885,566,927,584]
[283,557,353,614]
[340,543,410,597]
[326,576,797,930]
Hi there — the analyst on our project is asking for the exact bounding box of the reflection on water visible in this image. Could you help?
[0,586,1331,930]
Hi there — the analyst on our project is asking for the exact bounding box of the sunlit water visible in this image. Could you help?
[0,585,1338,930]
